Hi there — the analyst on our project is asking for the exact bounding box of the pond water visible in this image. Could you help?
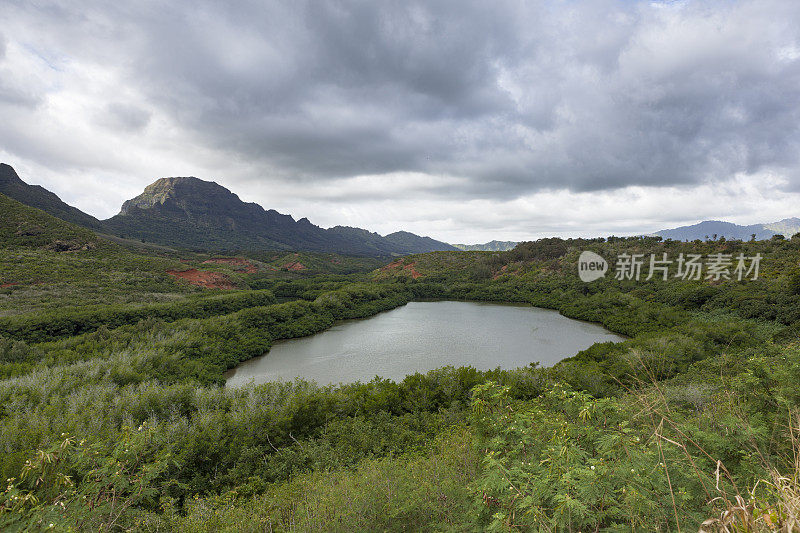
[225,301,625,387]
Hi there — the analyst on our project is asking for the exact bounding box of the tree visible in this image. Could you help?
[788,268,800,296]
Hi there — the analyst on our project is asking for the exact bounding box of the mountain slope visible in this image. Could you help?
[654,219,800,241]
[0,192,98,250]
[1,164,462,256]
[0,164,103,230]
[763,217,800,237]
[103,176,456,255]
[325,226,400,256]
[103,176,368,253]
[382,231,458,253]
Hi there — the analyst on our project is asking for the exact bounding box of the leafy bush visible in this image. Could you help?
[0,290,277,343]
[471,382,706,530]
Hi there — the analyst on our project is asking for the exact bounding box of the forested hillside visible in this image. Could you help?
[1,228,800,530]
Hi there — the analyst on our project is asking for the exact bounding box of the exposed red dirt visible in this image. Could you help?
[379,259,421,278]
[281,261,306,271]
[166,269,237,290]
[0,282,18,288]
[405,262,422,279]
[492,265,509,280]
[202,257,258,273]
[380,259,403,271]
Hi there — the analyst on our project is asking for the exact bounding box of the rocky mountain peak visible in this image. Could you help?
[119,176,254,216]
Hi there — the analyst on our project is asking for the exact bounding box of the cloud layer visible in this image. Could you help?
[2,0,800,242]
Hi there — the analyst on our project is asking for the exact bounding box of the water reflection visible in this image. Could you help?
[225,301,624,387]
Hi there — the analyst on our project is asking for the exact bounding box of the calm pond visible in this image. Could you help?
[225,301,625,387]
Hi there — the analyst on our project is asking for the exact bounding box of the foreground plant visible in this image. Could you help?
[701,424,800,532]
[471,381,707,531]
[0,424,170,532]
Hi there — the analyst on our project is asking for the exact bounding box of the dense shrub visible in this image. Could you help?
[0,290,278,343]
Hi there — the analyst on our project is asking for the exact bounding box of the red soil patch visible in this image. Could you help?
[492,265,509,280]
[0,282,18,288]
[380,260,420,278]
[380,259,403,271]
[405,262,422,279]
[166,269,237,290]
[281,261,306,271]
[202,257,258,273]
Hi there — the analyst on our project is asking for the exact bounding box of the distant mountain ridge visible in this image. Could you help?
[1,164,454,256]
[326,225,400,256]
[327,227,457,255]
[452,240,518,251]
[382,231,458,253]
[654,218,800,241]
[763,218,800,237]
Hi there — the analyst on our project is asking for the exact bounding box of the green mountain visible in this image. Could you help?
[102,176,368,253]
[326,227,457,255]
[0,163,103,230]
[0,192,98,250]
[452,240,518,251]
[103,176,456,255]
[382,231,458,253]
[326,226,400,256]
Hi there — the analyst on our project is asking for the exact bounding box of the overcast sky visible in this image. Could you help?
[2,0,800,244]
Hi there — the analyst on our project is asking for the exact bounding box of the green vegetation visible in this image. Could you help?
[0,290,278,343]
[0,194,384,319]
[0,193,98,250]
[242,251,384,278]
[2,213,800,530]
[1,194,199,315]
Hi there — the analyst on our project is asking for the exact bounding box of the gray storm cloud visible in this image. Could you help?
[1,0,800,238]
